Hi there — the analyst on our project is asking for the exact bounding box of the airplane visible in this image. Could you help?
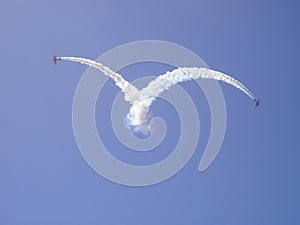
[254,98,260,108]
[53,55,61,64]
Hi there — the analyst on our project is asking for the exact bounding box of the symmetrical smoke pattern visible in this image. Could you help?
[58,56,258,134]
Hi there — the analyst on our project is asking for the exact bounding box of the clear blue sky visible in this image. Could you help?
[0,0,299,224]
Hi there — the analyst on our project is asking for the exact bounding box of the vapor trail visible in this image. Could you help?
[140,67,256,100]
[56,56,258,133]
[59,57,141,103]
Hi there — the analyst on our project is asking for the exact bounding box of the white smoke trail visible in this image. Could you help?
[57,56,258,134]
[59,57,141,103]
[140,67,256,100]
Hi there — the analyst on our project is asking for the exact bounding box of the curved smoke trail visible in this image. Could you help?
[59,57,141,103]
[140,67,256,100]
[57,56,258,133]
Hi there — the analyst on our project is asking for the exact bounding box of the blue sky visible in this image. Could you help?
[0,0,299,224]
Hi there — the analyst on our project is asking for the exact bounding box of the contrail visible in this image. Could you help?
[55,56,259,133]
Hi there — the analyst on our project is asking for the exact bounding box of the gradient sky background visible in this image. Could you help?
[1,0,299,224]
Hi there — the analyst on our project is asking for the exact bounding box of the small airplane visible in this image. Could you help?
[53,55,61,64]
[254,98,260,108]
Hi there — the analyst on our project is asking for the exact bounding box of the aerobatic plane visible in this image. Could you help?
[53,55,60,64]
[254,99,260,108]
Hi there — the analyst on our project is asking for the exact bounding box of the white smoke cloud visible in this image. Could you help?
[59,56,258,133]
